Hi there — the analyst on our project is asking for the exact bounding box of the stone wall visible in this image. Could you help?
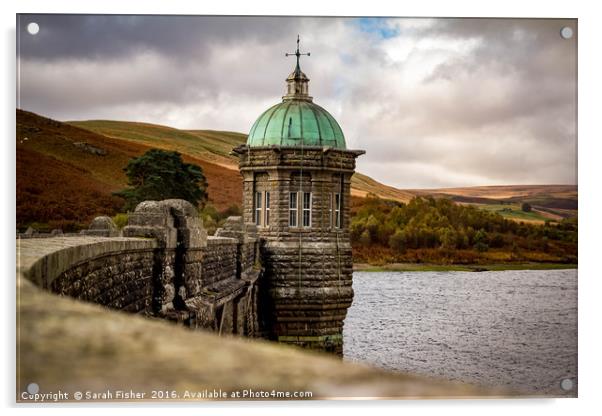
[260,241,353,353]
[19,237,158,315]
[19,199,261,338]
[49,243,156,313]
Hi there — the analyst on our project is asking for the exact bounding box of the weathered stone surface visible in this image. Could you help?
[123,199,208,249]
[166,200,208,249]
[161,198,198,217]
[216,216,260,283]
[88,216,117,230]
[123,200,178,248]
[82,215,120,237]
[17,236,158,290]
[236,146,361,353]
[18,199,261,338]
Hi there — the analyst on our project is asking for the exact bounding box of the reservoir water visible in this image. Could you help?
[343,269,577,396]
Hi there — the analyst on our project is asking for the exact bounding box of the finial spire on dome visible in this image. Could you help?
[286,34,310,75]
[283,35,313,101]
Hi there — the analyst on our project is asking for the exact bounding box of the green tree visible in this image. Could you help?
[474,228,487,244]
[473,228,489,252]
[440,227,457,250]
[115,149,208,211]
[348,195,576,262]
[389,228,406,252]
[350,218,366,241]
[521,202,532,212]
[365,214,380,242]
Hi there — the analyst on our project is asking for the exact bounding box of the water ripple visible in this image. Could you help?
[343,269,577,396]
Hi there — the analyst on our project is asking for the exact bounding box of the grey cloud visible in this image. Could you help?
[17,16,577,188]
[18,15,302,60]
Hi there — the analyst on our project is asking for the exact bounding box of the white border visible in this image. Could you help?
[3,1,601,415]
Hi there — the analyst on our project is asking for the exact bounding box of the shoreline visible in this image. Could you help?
[352,262,578,272]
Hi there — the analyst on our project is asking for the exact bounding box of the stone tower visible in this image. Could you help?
[233,37,364,354]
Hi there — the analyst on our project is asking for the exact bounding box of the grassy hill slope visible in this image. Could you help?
[69,120,245,169]
[17,110,242,230]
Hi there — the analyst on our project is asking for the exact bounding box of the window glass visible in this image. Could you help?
[289,191,297,227]
[303,192,311,227]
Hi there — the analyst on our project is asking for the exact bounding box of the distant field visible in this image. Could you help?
[350,172,414,203]
[467,203,554,224]
[414,185,577,224]
[414,184,577,201]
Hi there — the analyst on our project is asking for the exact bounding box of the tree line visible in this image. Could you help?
[350,194,577,256]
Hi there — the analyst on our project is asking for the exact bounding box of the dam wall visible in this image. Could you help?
[19,199,261,336]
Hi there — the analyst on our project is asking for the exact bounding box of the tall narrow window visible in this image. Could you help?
[264,191,270,226]
[335,193,341,229]
[289,192,298,227]
[302,192,312,227]
[329,192,333,228]
[255,191,262,226]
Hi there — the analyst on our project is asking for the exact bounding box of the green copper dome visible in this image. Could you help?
[247,100,346,149]
[247,38,346,149]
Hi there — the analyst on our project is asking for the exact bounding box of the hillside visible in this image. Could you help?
[68,119,245,170]
[16,109,242,230]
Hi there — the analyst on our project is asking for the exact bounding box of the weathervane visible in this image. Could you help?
[285,35,310,71]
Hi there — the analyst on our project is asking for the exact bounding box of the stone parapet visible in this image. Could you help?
[18,199,262,338]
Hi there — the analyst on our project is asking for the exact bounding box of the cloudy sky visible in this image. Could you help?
[17,15,577,189]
